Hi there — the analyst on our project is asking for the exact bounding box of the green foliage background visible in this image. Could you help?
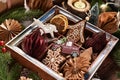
[0,7,43,24]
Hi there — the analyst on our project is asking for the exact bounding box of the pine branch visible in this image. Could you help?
[0,7,43,24]
[117,71,120,78]
[0,50,22,80]
[7,63,22,80]
[28,71,41,80]
[0,52,41,80]
[112,29,120,67]
[91,0,104,7]
[0,53,12,80]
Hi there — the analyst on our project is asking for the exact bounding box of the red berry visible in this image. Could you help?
[0,41,5,46]
[2,47,7,53]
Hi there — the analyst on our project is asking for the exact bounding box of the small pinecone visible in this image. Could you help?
[20,68,30,77]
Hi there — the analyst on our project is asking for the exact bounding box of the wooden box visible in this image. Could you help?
[6,5,119,80]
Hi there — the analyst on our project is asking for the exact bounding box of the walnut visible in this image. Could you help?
[42,47,65,73]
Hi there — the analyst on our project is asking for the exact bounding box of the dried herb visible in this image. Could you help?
[0,7,43,24]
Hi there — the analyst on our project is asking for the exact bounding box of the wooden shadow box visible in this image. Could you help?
[6,5,119,80]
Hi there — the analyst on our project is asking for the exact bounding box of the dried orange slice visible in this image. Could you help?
[50,14,68,33]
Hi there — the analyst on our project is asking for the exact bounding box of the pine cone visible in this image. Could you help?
[20,68,30,77]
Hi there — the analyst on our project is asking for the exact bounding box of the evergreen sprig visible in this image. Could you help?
[0,52,21,80]
[0,7,43,80]
[116,71,120,78]
[0,7,43,24]
[28,71,41,80]
[0,52,41,80]
[91,0,104,7]
[112,29,120,67]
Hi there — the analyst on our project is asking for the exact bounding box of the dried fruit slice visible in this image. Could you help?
[50,14,68,33]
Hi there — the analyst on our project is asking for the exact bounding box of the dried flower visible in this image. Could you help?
[0,19,22,42]
[62,48,92,80]
[21,28,47,60]
[84,32,107,53]
[63,57,90,80]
